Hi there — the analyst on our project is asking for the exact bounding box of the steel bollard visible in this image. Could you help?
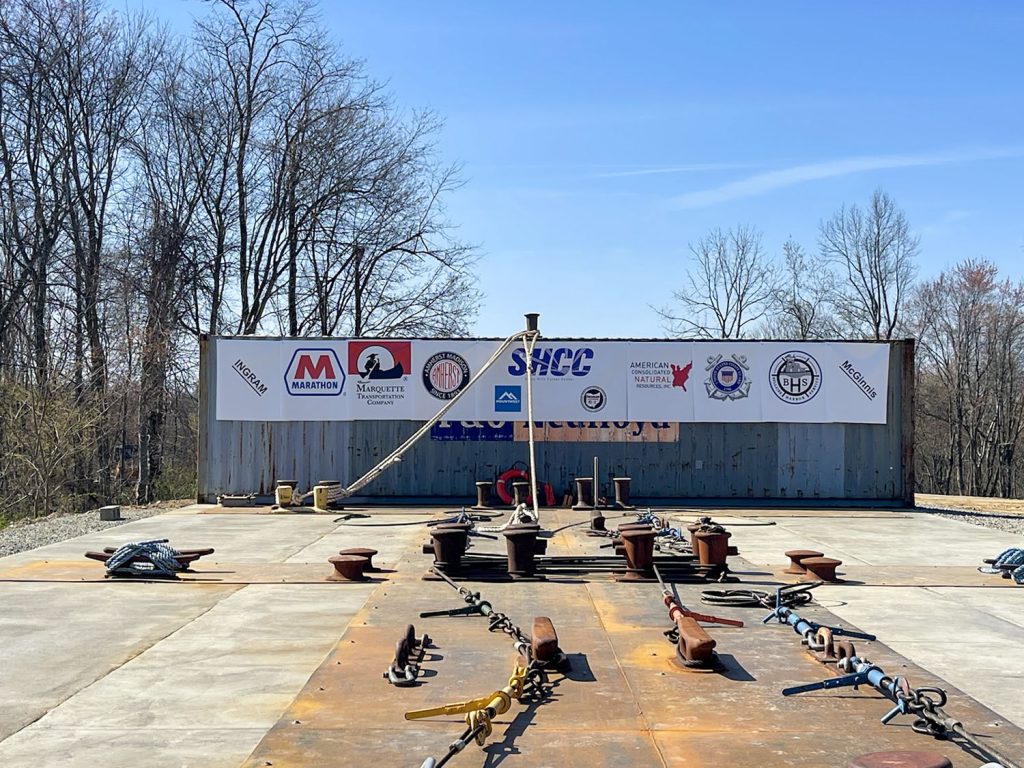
[473,481,493,510]
[572,477,594,510]
[619,528,656,580]
[613,477,633,509]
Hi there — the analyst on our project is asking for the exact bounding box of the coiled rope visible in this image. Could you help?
[104,539,184,578]
[979,547,1024,584]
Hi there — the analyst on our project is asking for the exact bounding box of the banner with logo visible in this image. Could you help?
[214,337,890,423]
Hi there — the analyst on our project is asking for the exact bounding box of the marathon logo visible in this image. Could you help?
[232,358,267,397]
[284,349,344,396]
[839,359,877,400]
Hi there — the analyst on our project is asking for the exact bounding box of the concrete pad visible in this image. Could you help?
[0,727,266,768]
[0,581,238,740]
[931,586,1024,631]
[718,512,1024,567]
[28,585,372,731]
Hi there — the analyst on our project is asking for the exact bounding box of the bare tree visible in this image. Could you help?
[658,225,776,338]
[819,189,917,340]
[0,0,480,521]
[909,260,1024,496]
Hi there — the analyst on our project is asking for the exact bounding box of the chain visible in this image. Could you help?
[701,585,817,609]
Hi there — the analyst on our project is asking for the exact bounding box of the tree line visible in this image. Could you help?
[660,189,1024,499]
[0,0,478,519]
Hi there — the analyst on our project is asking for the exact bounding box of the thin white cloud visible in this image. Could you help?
[668,148,1023,209]
[590,162,754,179]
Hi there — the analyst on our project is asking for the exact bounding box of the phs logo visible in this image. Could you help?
[508,347,594,377]
[284,349,344,396]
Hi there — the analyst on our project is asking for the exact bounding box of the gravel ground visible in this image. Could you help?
[0,502,187,559]
[916,505,1024,538]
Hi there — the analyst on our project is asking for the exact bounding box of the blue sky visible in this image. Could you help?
[143,1,1024,337]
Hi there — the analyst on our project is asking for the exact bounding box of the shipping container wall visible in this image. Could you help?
[197,337,914,505]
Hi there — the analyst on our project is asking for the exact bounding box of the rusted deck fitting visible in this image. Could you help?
[530,616,567,669]
[504,524,547,579]
[512,480,530,507]
[572,477,595,510]
[618,528,656,580]
[617,522,654,532]
[423,526,468,571]
[588,508,607,533]
[327,554,370,581]
[784,549,825,575]
[611,523,652,557]
[384,623,431,686]
[686,516,718,549]
[801,556,843,582]
[472,481,493,510]
[338,547,379,572]
[612,477,634,509]
[848,752,952,768]
[694,529,732,567]
[86,550,202,568]
[672,614,718,669]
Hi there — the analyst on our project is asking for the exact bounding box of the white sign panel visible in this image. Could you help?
[214,338,890,424]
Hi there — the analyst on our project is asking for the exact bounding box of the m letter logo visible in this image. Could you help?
[284,348,344,396]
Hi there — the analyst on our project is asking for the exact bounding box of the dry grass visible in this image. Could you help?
[916,493,1024,515]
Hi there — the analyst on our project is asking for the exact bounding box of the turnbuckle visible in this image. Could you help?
[419,602,491,619]
[782,670,873,697]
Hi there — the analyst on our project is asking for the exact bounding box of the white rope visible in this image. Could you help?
[522,331,540,522]
[334,328,541,501]
[478,503,537,533]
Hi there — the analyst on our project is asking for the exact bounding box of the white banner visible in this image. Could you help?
[214,338,890,424]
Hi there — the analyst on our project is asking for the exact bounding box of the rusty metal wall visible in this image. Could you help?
[197,337,914,505]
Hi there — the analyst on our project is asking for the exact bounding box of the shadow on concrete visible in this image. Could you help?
[715,653,756,682]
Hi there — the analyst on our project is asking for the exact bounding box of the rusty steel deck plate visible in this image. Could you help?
[240,510,1024,768]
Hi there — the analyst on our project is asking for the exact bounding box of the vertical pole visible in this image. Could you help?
[593,455,599,508]
[523,313,540,518]
[900,339,916,507]
[196,334,210,503]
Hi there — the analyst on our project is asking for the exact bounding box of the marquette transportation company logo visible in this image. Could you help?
[347,341,410,407]
[232,358,267,397]
[423,351,471,400]
[769,351,821,404]
[580,386,607,412]
[284,349,344,396]
[705,354,750,401]
[348,341,411,380]
[630,360,692,391]
[494,385,522,412]
[839,359,878,400]
[508,346,594,378]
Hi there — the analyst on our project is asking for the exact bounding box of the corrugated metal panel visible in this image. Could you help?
[197,338,913,504]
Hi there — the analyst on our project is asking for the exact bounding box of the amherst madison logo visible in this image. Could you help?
[423,351,471,400]
[285,349,344,396]
[705,354,750,401]
[769,351,821,404]
[348,340,411,380]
